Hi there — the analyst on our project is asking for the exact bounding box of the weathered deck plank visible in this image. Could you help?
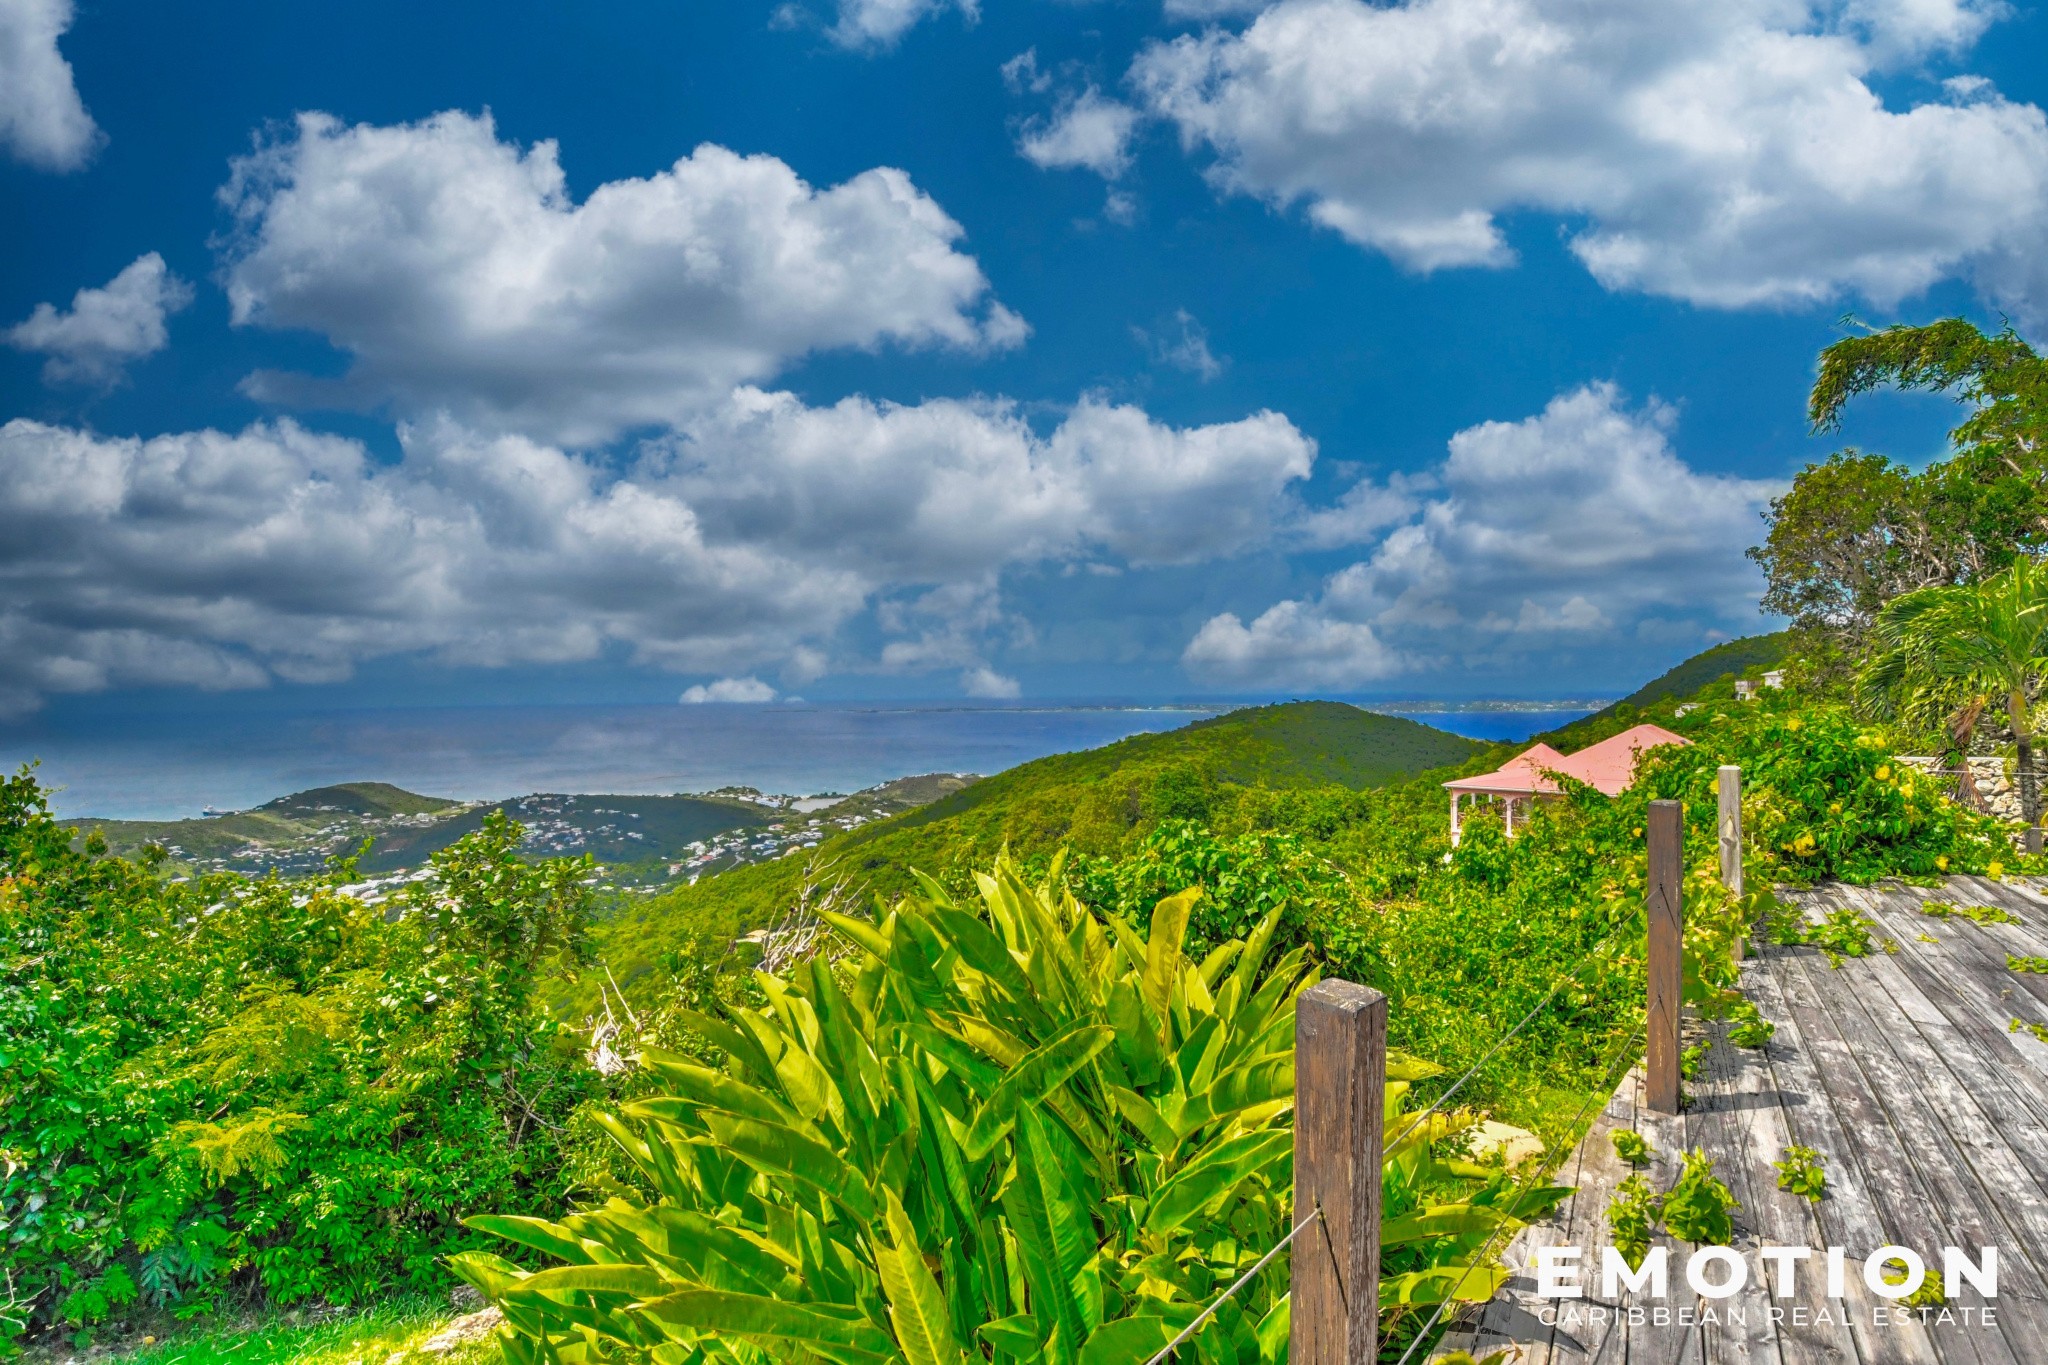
[1429,876,2048,1364]
[1740,921,1940,1365]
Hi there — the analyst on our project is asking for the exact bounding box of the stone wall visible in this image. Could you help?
[1897,755,2031,822]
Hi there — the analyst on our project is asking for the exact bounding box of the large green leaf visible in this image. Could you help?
[447,1250,528,1301]
[1105,979,1168,1088]
[1170,1055,1294,1140]
[1107,1084,1176,1153]
[506,1263,680,1301]
[963,1023,1113,1160]
[639,1289,896,1364]
[1003,1111,1093,1365]
[463,1215,600,1266]
[1078,1314,1182,1365]
[925,902,1045,1018]
[700,1112,878,1222]
[623,1060,799,1128]
[1142,1129,1292,1235]
[1143,889,1199,1019]
[898,1019,1004,1094]
[819,908,893,962]
[874,1186,966,1365]
[978,1314,1042,1358]
[1381,1265,1515,1306]
[1378,1204,1519,1249]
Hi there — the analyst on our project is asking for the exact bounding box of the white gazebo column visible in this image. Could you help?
[1503,796,1515,838]
[1449,791,1462,846]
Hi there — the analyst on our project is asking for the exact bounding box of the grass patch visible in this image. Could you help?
[42,1297,490,1365]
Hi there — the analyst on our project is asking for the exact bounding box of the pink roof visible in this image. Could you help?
[1444,724,1690,798]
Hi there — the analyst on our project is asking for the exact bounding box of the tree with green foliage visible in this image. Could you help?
[0,776,602,1341]
[1859,558,2048,823]
[1748,451,1987,642]
[1809,319,2048,500]
[1751,319,2048,660]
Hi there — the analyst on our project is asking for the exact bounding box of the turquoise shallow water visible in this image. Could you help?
[2,701,1594,821]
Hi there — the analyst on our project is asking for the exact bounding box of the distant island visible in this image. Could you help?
[69,772,979,892]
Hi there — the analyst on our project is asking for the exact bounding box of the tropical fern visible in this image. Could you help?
[454,855,1557,1365]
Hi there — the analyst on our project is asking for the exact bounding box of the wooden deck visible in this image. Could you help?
[1431,875,2048,1364]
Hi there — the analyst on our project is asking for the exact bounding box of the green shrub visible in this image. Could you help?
[0,771,600,1339]
[1726,1001,1776,1048]
[1643,705,2005,885]
[456,859,1565,1365]
[1070,819,1345,953]
[1660,1150,1737,1245]
[1774,1145,1826,1202]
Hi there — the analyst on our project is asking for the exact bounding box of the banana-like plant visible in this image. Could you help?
[453,856,1559,1365]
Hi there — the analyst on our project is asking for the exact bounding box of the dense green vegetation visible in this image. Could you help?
[5,657,2020,1360]
[457,869,1565,1365]
[596,703,1478,995]
[454,680,2015,1365]
[0,784,601,1341]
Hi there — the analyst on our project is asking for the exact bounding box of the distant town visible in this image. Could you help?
[71,772,978,896]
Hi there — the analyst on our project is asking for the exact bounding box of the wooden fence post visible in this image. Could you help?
[1718,766,1743,962]
[1646,800,1684,1115]
[1717,766,1742,897]
[1291,979,1387,1365]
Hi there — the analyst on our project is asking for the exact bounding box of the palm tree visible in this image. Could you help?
[1858,559,2048,824]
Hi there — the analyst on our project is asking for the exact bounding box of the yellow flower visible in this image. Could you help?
[1786,716,1803,731]
[1792,832,1817,855]
[1936,854,1950,871]
[1991,861,2006,880]
[1875,764,1891,782]
[1828,801,1843,814]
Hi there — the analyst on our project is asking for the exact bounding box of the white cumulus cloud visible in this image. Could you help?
[962,666,1022,699]
[0,390,1314,715]
[823,0,978,49]
[0,0,99,171]
[7,253,193,385]
[1130,0,2048,323]
[217,110,1024,444]
[1017,87,1142,178]
[1164,0,1276,17]
[680,676,778,703]
[1185,383,1780,688]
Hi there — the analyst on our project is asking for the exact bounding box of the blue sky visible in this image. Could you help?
[3,0,2045,721]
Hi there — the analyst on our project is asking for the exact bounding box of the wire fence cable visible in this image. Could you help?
[1383,1016,1649,1365]
[1138,918,1641,1365]
[1140,1207,1321,1365]
[1384,921,1632,1155]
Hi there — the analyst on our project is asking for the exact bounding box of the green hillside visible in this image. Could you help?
[596,701,1482,990]
[885,699,1478,833]
[72,783,466,870]
[1594,633,1791,718]
[256,781,459,820]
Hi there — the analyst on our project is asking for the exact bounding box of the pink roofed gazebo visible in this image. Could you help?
[1444,723,1690,845]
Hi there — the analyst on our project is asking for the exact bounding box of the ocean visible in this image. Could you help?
[2,702,1595,821]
